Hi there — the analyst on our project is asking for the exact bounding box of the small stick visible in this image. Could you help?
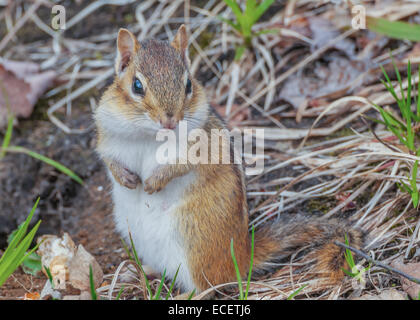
[405,217,420,259]
[0,0,44,53]
[334,241,420,285]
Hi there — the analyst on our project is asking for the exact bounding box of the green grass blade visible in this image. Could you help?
[362,114,386,126]
[344,234,355,267]
[165,265,180,300]
[0,220,41,286]
[120,238,133,260]
[367,17,420,41]
[245,0,257,9]
[0,113,13,160]
[234,45,246,61]
[224,0,244,24]
[377,107,405,134]
[341,267,356,278]
[89,265,97,300]
[391,55,406,109]
[287,284,307,300]
[44,265,54,287]
[3,146,83,185]
[407,60,412,113]
[254,0,275,23]
[244,225,255,300]
[116,286,125,300]
[218,16,240,32]
[153,269,167,300]
[380,66,401,103]
[0,198,39,265]
[230,238,243,300]
[254,28,279,36]
[244,0,257,27]
[0,78,12,160]
[380,79,400,107]
[0,224,39,279]
[245,0,257,19]
[128,231,152,298]
[187,289,196,300]
[399,180,413,194]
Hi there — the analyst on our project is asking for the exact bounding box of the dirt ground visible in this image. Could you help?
[0,105,129,299]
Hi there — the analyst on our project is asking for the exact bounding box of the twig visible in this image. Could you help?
[405,215,420,259]
[0,0,44,53]
[334,241,420,285]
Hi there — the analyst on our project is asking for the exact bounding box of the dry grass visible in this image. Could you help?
[1,0,420,300]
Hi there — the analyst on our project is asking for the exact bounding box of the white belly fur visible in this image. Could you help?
[102,137,196,292]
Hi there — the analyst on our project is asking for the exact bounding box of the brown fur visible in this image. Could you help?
[96,26,366,292]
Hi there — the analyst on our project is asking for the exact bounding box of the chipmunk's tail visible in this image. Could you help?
[252,215,365,284]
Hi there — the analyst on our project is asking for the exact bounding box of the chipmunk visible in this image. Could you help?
[94,25,365,293]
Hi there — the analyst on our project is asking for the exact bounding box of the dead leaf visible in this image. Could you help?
[307,16,355,56]
[23,292,40,300]
[37,233,76,289]
[68,244,103,291]
[79,291,92,300]
[0,59,56,129]
[391,259,420,299]
[279,55,367,109]
[40,280,61,300]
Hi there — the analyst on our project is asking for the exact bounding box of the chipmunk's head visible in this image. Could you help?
[97,25,208,137]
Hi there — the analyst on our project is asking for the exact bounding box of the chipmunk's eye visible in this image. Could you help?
[132,78,144,96]
[185,78,192,95]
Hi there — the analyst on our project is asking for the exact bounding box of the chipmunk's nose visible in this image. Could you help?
[160,116,177,130]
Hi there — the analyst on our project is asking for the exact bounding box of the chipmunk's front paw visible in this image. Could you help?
[110,162,141,189]
[144,175,166,194]
[118,167,141,189]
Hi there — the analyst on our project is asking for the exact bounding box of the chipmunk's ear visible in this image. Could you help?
[115,28,139,76]
[171,24,190,66]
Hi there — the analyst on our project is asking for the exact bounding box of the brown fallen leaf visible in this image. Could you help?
[391,259,420,300]
[278,55,367,109]
[0,59,56,129]
[68,244,103,291]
